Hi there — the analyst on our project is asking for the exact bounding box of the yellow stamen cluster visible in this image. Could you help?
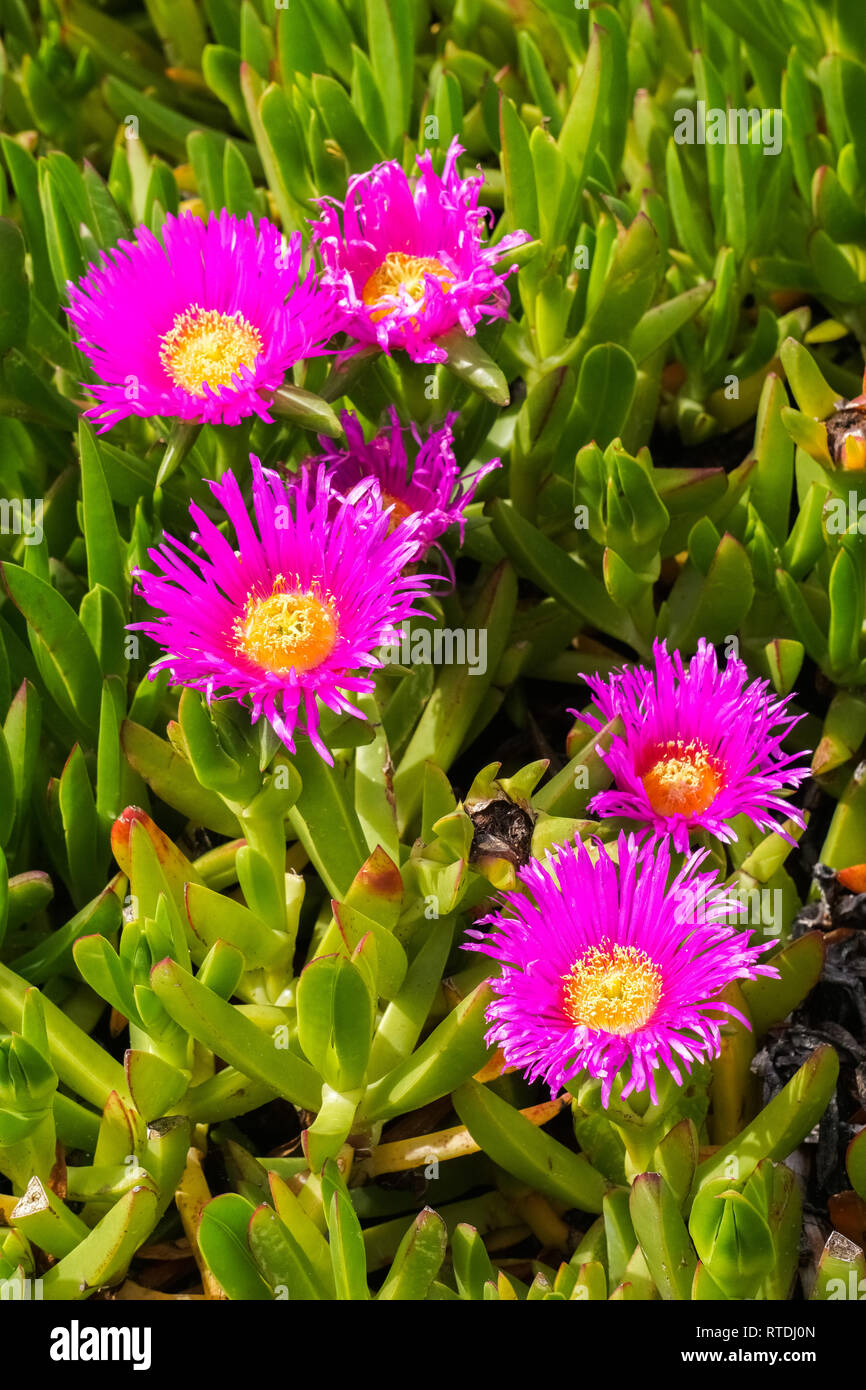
[563,941,662,1035]
[642,740,721,817]
[362,252,454,322]
[380,490,414,533]
[233,580,337,675]
[160,304,263,396]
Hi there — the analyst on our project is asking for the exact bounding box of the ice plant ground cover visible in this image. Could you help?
[0,0,866,1320]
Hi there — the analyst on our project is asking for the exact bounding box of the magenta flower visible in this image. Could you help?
[314,408,500,571]
[467,834,776,1105]
[66,211,346,432]
[574,639,811,853]
[132,459,432,762]
[310,138,530,363]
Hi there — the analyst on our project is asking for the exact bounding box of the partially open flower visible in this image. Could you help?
[309,139,530,363]
[466,834,776,1105]
[131,459,432,762]
[574,639,811,852]
[314,407,499,570]
[823,403,866,469]
[66,211,345,431]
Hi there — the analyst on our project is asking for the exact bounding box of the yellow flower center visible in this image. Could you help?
[381,490,414,533]
[362,252,454,322]
[160,304,263,396]
[641,740,721,817]
[563,941,662,1035]
[233,580,338,675]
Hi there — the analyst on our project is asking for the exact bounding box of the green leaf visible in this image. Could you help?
[500,96,538,239]
[654,1118,699,1210]
[571,214,662,365]
[782,47,818,202]
[780,337,838,419]
[267,1170,336,1297]
[453,1078,611,1213]
[573,342,637,448]
[185,882,288,971]
[809,228,866,303]
[187,130,226,213]
[439,326,510,407]
[489,502,631,642]
[243,79,312,232]
[270,383,344,436]
[629,283,713,364]
[664,139,713,275]
[13,880,118,985]
[323,1159,369,1300]
[199,1193,272,1300]
[248,1202,322,1300]
[847,1126,866,1202]
[81,161,129,250]
[73,935,139,1024]
[120,721,243,838]
[378,1208,447,1300]
[698,0,787,62]
[276,0,327,80]
[392,564,518,831]
[630,1172,696,1300]
[510,366,576,518]
[367,916,455,1081]
[2,564,101,744]
[289,742,370,899]
[0,220,30,354]
[312,73,382,169]
[103,76,245,166]
[828,544,863,675]
[751,373,796,544]
[150,957,322,1111]
[222,139,260,219]
[665,534,755,649]
[559,22,609,189]
[124,1049,188,1120]
[517,30,561,134]
[813,165,866,244]
[321,901,407,1001]
[359,982,494,1124]
[688,1177,773,1299]
[696,1046,839,1188]
[0,731,14,849]
[354,694,400,863]
[741,933,825,1036]
[58,744,102,905]
[350,47,389,157]
[451,1221,496,1300]
[364,0,410,150]
[297,953,374,1092]
[0,136,55,311]
[40,1184,159,1300]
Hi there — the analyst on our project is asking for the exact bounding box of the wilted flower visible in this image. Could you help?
[467,834,775,1105]
[132,459,432,762]
[310,138,530,363]
[575,639,811,852]
[66,211,345,431]
[314,407,500,571]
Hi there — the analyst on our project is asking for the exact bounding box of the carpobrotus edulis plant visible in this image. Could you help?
[574,639,812,851]
[66,211,347,429]
[132,459,433,760]
[310,138,530,361]
[314,406,500,567]
[467,833,777,1105]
